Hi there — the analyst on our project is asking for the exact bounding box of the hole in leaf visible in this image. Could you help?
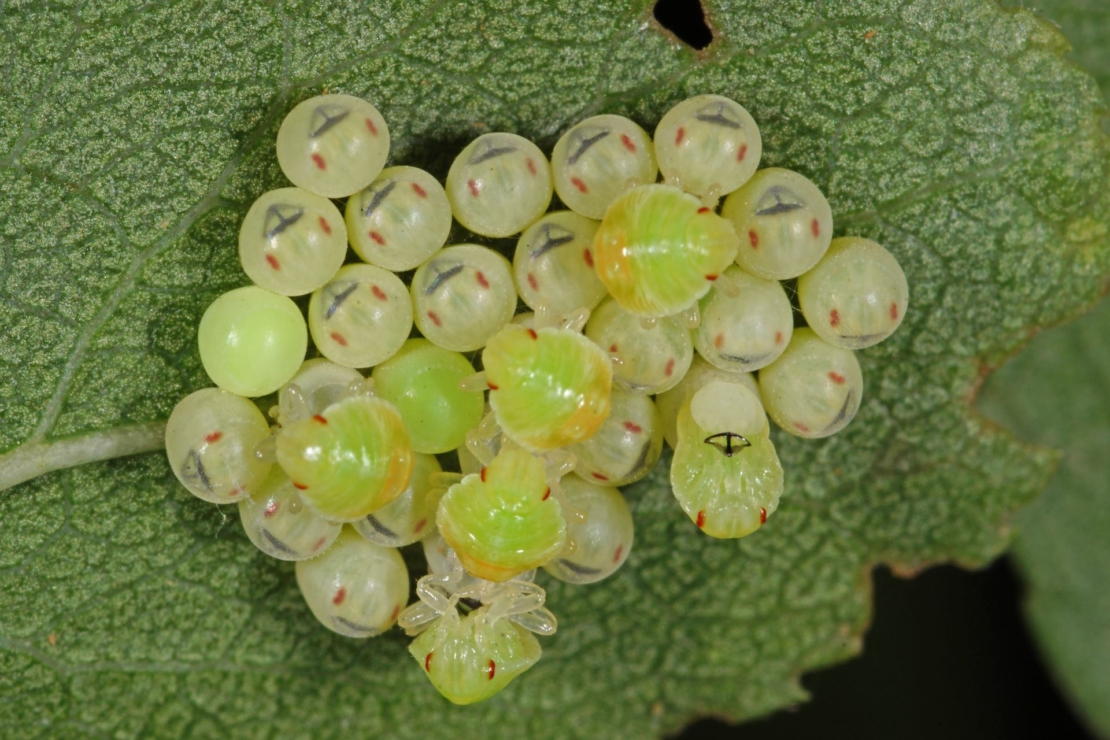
[653,0,713,50]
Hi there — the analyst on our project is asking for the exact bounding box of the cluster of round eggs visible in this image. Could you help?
[163,92,908,705]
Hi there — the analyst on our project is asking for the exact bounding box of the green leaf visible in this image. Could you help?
[1015,0,1110,95]
[1,1,1107,737]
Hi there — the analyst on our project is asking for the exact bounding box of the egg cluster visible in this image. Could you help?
[165,92,908,705]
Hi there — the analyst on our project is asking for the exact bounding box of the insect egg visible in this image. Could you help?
[512,211,607,317]
[653,94,762,200]
[165,387,272,504]
[370,339,485,454]
[445,132,553,237]
[411,244,517,352]
[656,355,759,449]
[585,296,693,395]
[550,114,658,220]
[543,477,634,585]
[757,328,864,438]
[353,453,443,548]
[345,166,452,271]
[797,236,909,349]
[671,380,784,539]
[238,467,342,561]
[483,324,612,452]
[238,187,348,297]
[307,263,412,369]
[198,286,307,398]
[276,93,390,198]
[592,184,738,318]
[436,449,567,582]
[295,526,409,638]
[722,167,834,280]
[569,389,663,487]
[275,394,414,521]
[693,265,794,373]
[276,358,364,426]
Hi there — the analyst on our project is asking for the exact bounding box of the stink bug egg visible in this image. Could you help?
[445,132,553,237]
[371,339,485,454]
[436,449,567,582]
[345,166,452,271]
[276,358,364,427]
[693,265,793,373]
[653,94,762,200]
[585,296,693,395]
[308,263,412,369]
[513,211,607,316]
[722,167,834,280]
[569,390,663,487]
[238,188,347,296]
[797,236,909,350]
[238,467,341,561]
[671,381,784,539]
[275,395,414,521]
[550,114,657,220]
[758,328,863,438]
[656,355,758,449]
[276,93,390,198]
[198,286,307,398]
[592,184,738,317]
[165,387,272,504]
[295,526,409,638]
[411,245,517,352]
[353,452,443,548]
[543,477,634,584]
[410,603,542,705]
[483,324,612,452]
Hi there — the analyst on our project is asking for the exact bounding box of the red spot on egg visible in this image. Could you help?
[332,588,346,605]
[390,604,401,621]
[828,372,846,385]
[675,127,685,145]
[613,544,624,563]
[205,431,222,443]
[467,179,480,197]
[526,158,537,176]
[811,218,820,238]
[311,536,327,551]
[313,414,328,424]
[293,482,308,490]
[592,472,610,481]
[370,230,385,245]
[527,328,538,340]
[476,271,490,289]
[609,343,618,353]
[488,659,497,680]
[664,358,675,377]
[583,249,594,267]
[571,177,589,193]
[775,331,784,345]
[264,500,279,518]
[794,422,810,433]
[760,507,767,524]
[371,285,388,301]
[412,182,427,198]
[487,382,499,390]
[425,652,434,671]
[427,310,442,327]
[330,332,348,346]
[527,273,539,291]
[311,153,326,170]
[623,421,642,433]
[266,254,281,270]
[706,273,718,281]
[365,118,378,135]
[414,518,427,534]
[713,333,724,349]
[698,207,710,214]
[829,309,841,327]
[696,510,706,528]
[318,216,332,235]
[737,143,748,162]
[621,134,636,152]
[890,302,899,320]
[749,230,759,249]
[480,467,488,482]
[542,487,551,501]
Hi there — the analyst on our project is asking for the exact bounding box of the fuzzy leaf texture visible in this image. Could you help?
[1,1,1108,738]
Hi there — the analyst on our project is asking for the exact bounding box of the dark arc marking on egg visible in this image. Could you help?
[530,224,576,259]
[822,391,855,435]
[180,449,213,492]
[424,263,466,295]
[260,528,298,556]
[567,129,610,165]
[703,432,751,457]
[693,102,743,129]
[719,351,770,366]
[362,180,397,217]
[755,186,805,217]
[333,616,375,636]
[325,281,359,318]
[263,204,305,239]
[309,104,350,138]
[627,439,654,477]
[556,559,603,576]
[470,145,517,165]
[364,515,398,540]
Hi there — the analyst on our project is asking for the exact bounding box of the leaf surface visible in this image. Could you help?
[1,1,1108,737]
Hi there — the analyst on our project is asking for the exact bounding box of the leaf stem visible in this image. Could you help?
[0,422,167,492]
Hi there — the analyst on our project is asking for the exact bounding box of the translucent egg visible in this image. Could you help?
[345,166,452,271]
[308,263,412,369]
[198,286,307,398]
[276,359,364,426]
[512,211,607,316]
[722,167,833,280]
[411,245,517,352]
[445,132,553,237]
[543,477,634,584]
[550,114,657,219]
[165,387,272,504]
[238,187,347,297]
[585,296,693,395]
[653,94,762,199]
[353,452,443,548]
[238,467,342,561]
[693,266,793,373]
[656,355,758,449]
[758,328,863,438]
[276,94,390,198]
[569,390,663,487]
[797,236,909,349]
[592,184,738,317]
[295,527,409,637]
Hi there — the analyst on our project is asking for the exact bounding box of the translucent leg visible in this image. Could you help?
[638,315,659,331]
[428,471,463,490]
[278,382,309,425]
[544,449,577,481]
[717,270,741,299]
[458,371,489,393]
[700,184,724,210]
[679,302,700,329]
[465,411,502,466]
[253,433,278,464]
[509,607,558,636]
[560,307,590,334]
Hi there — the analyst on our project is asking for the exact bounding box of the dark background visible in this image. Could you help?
[652,1,1097,737]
